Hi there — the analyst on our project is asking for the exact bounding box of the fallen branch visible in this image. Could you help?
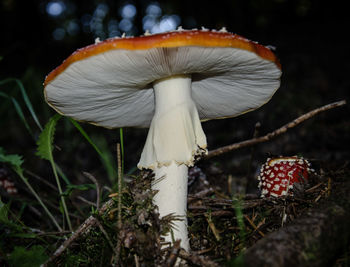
[206,100,346,159]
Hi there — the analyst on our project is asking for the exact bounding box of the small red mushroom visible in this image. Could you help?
[257,156,312,198]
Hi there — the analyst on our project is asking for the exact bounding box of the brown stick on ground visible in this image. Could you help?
[206,100,346,159]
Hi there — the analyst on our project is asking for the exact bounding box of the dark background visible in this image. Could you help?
[1,0,349,193]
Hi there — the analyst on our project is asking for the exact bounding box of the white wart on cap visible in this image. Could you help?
[44,29,282,251]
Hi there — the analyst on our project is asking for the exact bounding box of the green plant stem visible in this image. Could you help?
[37,114,72,231]
[55,163,71,185]
[50,160,72,232]
[16,170,62,231]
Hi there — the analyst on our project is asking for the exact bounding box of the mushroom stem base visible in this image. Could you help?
[153,162,190,252]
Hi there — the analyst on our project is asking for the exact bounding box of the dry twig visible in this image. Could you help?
[243,214,265,237]
[206,100,346,159]
[76,195,97,207]
[205,213,221,241]
[83,171,101,210]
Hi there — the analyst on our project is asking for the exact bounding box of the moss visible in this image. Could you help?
[54,227,111,266]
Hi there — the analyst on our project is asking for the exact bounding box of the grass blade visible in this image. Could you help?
[0,78,43,131]
[0,91,34,137]
[68,118,104,157]
[68,118,116,183]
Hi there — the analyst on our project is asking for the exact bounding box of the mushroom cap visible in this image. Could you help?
[258,156,311,198]
[44,29,282,128]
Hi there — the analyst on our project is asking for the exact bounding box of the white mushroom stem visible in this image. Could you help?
[138,75,207,251]
[153,162,189,251]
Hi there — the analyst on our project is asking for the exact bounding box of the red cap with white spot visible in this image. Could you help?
[258,156,311,198]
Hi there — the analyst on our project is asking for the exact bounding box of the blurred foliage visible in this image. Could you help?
[8,245,48,267]
[0,198,50,266]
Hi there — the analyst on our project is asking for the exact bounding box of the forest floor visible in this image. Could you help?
[2,154,349,266]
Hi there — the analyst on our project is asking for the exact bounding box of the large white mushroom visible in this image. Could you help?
[44,29,281,251]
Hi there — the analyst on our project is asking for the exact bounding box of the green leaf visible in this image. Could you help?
[36,114,61,160]
[0,147,24,167]
[0,147,24,175]
[8,245,48,267]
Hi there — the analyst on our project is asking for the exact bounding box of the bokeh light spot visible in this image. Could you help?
[142,3,180,34]
[52,28,65,40]
[146,3,162,16]
[67,20,80,36]
[119,18,133,32]
[121,4,137,19]
[142,15,156,31]
[108,19,120,37]
[95,3,109,18]
[46,1,65,17]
